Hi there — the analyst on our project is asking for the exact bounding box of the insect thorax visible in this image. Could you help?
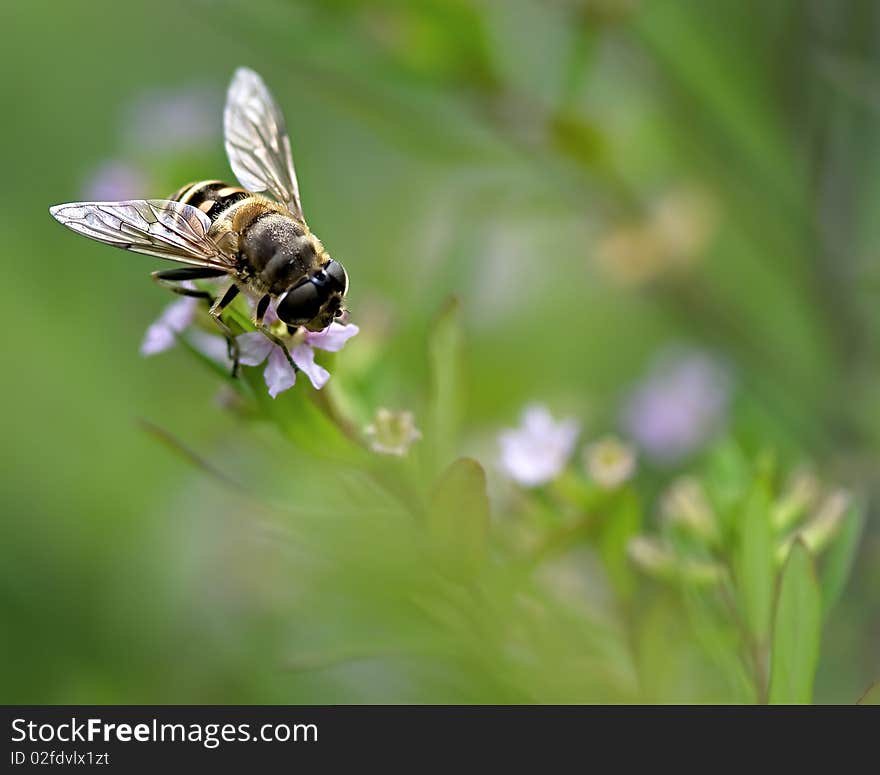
[172,180,326,296]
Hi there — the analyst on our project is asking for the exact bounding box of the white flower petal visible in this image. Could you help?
[236,332,274,366]
[305,322,359,352]
[522,404,557,437]
[498,404,580,487]
[140,296,197,356]
[292,343,330,390]
[263,346,297,398]
[187,330,231,365]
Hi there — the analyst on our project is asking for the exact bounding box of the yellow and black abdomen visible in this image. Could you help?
[169,180,251,222]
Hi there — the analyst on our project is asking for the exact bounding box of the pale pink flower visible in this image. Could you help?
[141,290,358,398]
[237,323,359,398]
[140,290,198,356]
[622,348,731,464]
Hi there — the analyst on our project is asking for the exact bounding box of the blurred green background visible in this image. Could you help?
[2,0,878,703]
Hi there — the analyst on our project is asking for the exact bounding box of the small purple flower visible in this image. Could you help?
[622,348,732,464]
[141,290,198,356]
[499,404,580,487]
[82,160,149,201]
[237,323,360,398]
[140,291,358,397]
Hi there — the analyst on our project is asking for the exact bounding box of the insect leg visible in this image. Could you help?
[210,285,242,377]
[152,267,228,301]
[259,326,298,372]
[253,294,272,326]
[252,294,296,371]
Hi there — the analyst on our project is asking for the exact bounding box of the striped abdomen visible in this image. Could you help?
[169,180,251,222]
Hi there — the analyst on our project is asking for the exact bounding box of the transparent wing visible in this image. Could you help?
[48,199,235,270]
[224,67,304,220]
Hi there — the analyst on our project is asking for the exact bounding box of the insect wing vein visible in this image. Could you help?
[49,199,234,270]
[224,67,304,219]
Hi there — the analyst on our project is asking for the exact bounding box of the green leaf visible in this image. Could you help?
[705,440,752,516]
[857,681,880,705]
[243,368,366,465]
[426,296,464,473]
[733,479,774,643]
[597,490,642,599]
[427,458,489,578]
[768,541,821,704]
[820,500,864,618]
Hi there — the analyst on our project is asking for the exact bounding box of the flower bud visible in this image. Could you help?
[650,185,719,264]
[771,467,820,532]
[660,476,719,544]
[627,536,724,586]
[627,537,676,578]
[364,408,422,456]
[776,489,850,565]
[583,435,637,490]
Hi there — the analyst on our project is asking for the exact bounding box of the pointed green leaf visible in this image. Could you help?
[705,439,752,526]
[427,458,489,577]
[426,296,464,473]
[733,479,774,643]
[598,490,642,599]
[857,681,880,705]
[820,500,863,618]
[768,541,821,704]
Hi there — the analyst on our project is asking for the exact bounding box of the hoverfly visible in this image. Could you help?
[49,67,348,375]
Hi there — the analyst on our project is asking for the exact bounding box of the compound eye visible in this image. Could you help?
[324,260,348,293]
[276,280,322,325]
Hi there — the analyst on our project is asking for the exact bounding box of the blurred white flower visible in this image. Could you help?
[584,435,636,490]
[499,404,580,487]
[622,348,732,464]
[364,408,422,456]
[82,160,149,200]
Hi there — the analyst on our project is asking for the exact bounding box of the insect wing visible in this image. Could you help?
[224,67,304,220]
[49,199,234,269]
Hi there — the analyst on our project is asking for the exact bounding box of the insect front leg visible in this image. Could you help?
[253,294,272,327]
[210,284,242,377]
[259,326,297,372]
[252,293,297,372]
